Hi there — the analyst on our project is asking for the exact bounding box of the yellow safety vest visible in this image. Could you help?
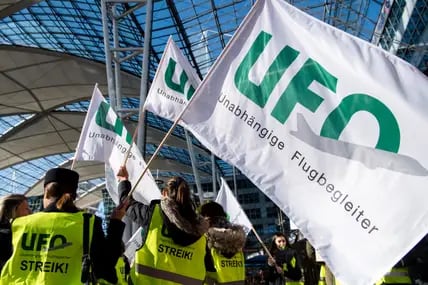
[284,256,304,285]
[114,256,128,285]
[375,267,412,285]
[205,248,245,285]
[0,211,94,285]
[287,280,305,285]
[319,264,327,285]
[130,205,206,285]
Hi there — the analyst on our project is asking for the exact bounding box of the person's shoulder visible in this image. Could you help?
[0,222,10,229]
[287,247,299,256]
[134,199,160,210]
[0,222,11,235]
[78,212,100,225]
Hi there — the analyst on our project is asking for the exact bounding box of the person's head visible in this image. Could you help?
[162,176,196,220]
[200,201,245,256]
[270,232,289,251]
[43,168,79,212]
[200,201,227,227]
[0,194,31,224]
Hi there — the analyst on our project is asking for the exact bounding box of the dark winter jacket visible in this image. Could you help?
[0,221,12,271]
[266,246,302,283]
[119,180,208,247]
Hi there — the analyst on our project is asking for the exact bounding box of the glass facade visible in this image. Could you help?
[377,0,428,72]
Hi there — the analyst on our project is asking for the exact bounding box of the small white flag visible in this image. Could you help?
[74,85,161,204]
[216,178,252,235]
[143,36,200,126]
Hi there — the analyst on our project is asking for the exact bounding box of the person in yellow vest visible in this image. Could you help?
[266,232,302,285]
[375,263,412,285]
[318,262,343,285]
[199,201,246,285]
[0,167,128,285]
[404,234,428,284]
[114,241,130,285]
[0,194,32,271]
[118,166,209,284]
[318,263,327,285]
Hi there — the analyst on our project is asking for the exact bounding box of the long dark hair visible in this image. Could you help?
[269,232,291,255]
[200,201,228,227]
[0,194,27,224]
[163,176,197,222]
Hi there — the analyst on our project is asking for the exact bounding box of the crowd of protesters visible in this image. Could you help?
[1,166,427,284]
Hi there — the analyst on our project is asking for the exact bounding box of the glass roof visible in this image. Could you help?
[0,153,73,194]
[0,0,384,197]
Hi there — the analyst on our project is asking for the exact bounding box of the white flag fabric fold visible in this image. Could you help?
[180,0,428,284]
[124,226,144,265]
[75,86,161,204]
[216,178,252,235]
[143,36,201,125]
[104,162,120,204]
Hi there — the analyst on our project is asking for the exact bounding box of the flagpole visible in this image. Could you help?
[251,227,274,261]
[217,178,281,271]
[70,158,77,170]
[128,105,192,197]
[127,58,213,197]
[232,166,238,196]
[250,226,285,275]
[128,119,176,196]
[122,110,144,167]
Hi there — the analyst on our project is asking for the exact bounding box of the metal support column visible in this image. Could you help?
[184,130,204,204]
[137,0,153,154]
[101,0,117,109]
[100,0,152,243]
[100,0,147,113]
[211,153,217,195]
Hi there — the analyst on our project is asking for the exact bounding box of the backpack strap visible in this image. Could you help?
[83,213,91,255]
[81,213,94,284]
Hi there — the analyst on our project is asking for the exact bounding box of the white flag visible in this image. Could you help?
[181,0,428,284]
[124,226,144,265]
[143,36,201,125]
[216,178,252,235]
[75,86,161,204]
